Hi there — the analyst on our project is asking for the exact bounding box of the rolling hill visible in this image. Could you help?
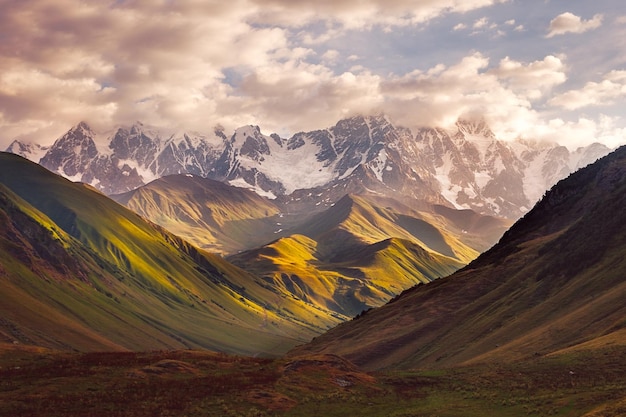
[0,152,343,355]
[291,145,626,370]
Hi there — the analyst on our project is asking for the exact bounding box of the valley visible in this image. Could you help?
[1,119,623,417]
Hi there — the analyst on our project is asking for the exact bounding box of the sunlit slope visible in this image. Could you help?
[292,146,626,370]
[297,194,479,263]
[113,175,285,254]
[230,195,467,317]
[0,153,342,354]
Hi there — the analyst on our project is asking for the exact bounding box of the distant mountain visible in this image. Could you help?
[291,145,626,370]
[0,152,343,354]
[6,115,612,219]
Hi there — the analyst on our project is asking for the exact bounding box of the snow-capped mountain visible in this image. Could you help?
[5,115,612,219]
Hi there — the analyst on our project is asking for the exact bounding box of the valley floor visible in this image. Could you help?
[1,344,625,417]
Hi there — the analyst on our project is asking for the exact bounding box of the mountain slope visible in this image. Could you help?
[229,194,471,317]
[112,175,285,254]
[291,145,626,370]
[0,152,342,354]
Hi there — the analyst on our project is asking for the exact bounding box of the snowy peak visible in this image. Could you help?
[233,125,273,162]
[39,121,99,179]
[109,123,159,164]
[4,115,615,220]
[5,140,49,162]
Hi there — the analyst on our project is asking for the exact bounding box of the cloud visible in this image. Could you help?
[378,53,545,136]
[546,12,603,38]
[549,71,626,110]
[0,0,512,146]
[0,0,623,153]
[528,116,626,149]
[489,55,567,100]
[249,0,510,29]
[473,17,489,29]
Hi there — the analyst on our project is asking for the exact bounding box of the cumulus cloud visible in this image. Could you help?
[0,0,511,146]
[0,0,623,152]
[528,116,626,149]
[473,17,490,29]
[489,55,567,100]
[378,53,548,137]
[549,71,626,110]
[546,12,603,38]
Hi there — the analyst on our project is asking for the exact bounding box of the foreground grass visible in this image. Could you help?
[1,344,624,417]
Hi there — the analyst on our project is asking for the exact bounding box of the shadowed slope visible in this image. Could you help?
[291,146,626,370]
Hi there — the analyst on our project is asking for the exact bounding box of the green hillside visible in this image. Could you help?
[0,152,341,355]
[229,195,469,317]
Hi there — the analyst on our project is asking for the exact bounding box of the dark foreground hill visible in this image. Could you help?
[291,145,626,370]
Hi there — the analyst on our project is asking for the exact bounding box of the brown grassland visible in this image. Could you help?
[1,343,625,417]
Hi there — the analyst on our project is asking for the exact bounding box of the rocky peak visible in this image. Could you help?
[5,140,49,162]
[39,122,98,177]
[232,126,272,162]
[6,115,616,221]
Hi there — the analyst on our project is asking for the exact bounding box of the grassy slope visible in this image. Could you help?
[230,195,468,317]
[113,175,286,254]
[291,145,626,370]
[0,153,341,355]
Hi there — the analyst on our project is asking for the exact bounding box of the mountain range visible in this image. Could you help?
[6,115,611,220]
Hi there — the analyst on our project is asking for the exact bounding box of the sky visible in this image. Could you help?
[1,0,625,150]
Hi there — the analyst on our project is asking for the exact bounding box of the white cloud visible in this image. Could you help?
[546,12,603,38]
[473,17,489,29]
[0,0,514,147]
[249,0,510,29]
[489,55,567,100]
[321,49,341,64]
[378,53,540,136]
[0,0,623,152]
[528,116,626,149]
[549,71,626,110]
